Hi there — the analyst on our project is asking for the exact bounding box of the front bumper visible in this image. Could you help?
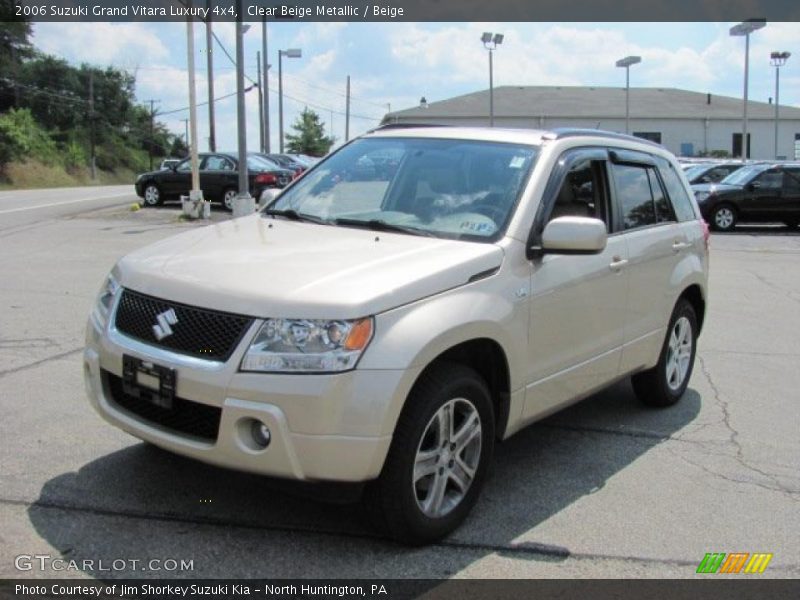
[84,309,419,482]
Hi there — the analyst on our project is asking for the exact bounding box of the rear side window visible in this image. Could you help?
[785,169,800,192]
[611,164,656,230]
[657,157,698,222]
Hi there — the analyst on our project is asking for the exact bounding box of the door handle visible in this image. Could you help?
[609,256,628,271]
[672,241,692,252]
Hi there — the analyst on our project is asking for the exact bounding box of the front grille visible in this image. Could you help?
[115,289,254,361]
[104,371,221,442]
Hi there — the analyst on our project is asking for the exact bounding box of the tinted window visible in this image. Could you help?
[754,170,782,189]
[203,156,234,171]
[649,169,674,223]
[657,157,697,222]
[176,159,192,172]
[784,169,800,192]
[612,164,656,230]
[548,158,608,229]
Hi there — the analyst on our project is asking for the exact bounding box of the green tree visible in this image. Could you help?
[284,108,334,156]
[0,9,34,112]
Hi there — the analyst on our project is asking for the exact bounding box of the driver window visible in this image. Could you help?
[548,159,608,229]
[176,160,191,172]
[754,170,782,189]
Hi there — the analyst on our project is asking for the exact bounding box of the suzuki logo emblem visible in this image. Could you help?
[152,308,178,341]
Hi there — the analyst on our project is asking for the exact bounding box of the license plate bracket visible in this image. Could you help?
[122,355,176,410]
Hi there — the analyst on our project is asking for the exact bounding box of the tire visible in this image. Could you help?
[142,183,162,207]
[222,188,238,211]
[364,362,494,545]
[710,203,736,232]
[632,299,698,408]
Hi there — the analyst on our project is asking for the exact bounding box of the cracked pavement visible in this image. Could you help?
[0,204,798,579]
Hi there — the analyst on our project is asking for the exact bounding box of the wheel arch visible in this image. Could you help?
[679,284,706,334]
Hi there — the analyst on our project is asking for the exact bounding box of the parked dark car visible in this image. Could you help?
[684,162,744,185]
[261,153,306,176]
[135,152,295,210]
[692,163,800,231]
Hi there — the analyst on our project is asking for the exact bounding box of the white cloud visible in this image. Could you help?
[33,22,170,66]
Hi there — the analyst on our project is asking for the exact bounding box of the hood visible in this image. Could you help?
[116,214,504,319]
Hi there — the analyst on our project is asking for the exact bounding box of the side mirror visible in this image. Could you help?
[259,187,282,208]
[540,217,607,254]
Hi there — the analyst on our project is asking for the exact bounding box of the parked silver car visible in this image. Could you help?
[85,126,709,544]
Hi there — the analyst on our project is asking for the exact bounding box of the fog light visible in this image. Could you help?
[251,420,271,448]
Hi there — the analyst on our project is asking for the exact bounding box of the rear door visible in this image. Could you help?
[201,154,237,200]
[739,167,784,220]
[779,168,800,223]
[608,150,686,375]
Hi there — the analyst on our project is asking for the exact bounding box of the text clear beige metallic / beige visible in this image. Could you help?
[85,126,708,544]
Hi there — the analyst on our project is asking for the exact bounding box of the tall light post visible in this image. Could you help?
[770,51,790,160]
[233,16,253,216]
[278,48,302,153]
[730,19,766,162]
[615,55,641,135]
[481,32,503,127]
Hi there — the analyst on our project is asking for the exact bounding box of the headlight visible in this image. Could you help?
[694,192,710,203]
[241,317,374,373]
[91,273,120,326]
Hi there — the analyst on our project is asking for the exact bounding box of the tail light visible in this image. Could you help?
[255,173,277,185]
[701,220,710,252]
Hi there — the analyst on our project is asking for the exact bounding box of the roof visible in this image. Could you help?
[386,86,800,121]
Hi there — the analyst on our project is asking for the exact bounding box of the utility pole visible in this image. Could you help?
[88,70,96,180]
[186,16,205,215]
[262,19,270,153]
[205,6,216,152]
[234,1,253,216]
[345,75,350,142]
[181,118,189,153]
[143,99,160,171]
[257,51,264,152]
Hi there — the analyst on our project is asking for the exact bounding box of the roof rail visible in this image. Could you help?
[547,128,664,148]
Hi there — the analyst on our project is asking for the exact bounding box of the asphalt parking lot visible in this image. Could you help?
[0,201,798,580]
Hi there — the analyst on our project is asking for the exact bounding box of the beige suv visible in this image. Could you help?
[85,127,708,544]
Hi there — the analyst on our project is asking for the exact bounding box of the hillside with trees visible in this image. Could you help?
[0,12,186,188]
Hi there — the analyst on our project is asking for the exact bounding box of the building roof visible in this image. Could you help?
[386,86,800,122]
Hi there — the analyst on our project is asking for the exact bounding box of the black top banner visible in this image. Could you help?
[4,0,800,22]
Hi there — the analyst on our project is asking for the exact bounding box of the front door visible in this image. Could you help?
[524,149,627,421]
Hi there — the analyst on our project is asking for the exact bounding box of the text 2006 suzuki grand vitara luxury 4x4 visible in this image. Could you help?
[85,126,708,544]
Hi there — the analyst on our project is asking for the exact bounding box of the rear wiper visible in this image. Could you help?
[332,217,435,237]
[262,208,328,225]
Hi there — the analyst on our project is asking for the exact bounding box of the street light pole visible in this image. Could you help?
[262,19,270,153]
[278,48,302,153]
[730,19,766,162]
[233,10,253,216]
[770,51,791,160]
[615,55,641,135]
[481,32,503,127]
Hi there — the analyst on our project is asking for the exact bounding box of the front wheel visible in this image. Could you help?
[142,183,162,207]
[364,362,494,545]
[632,299,698,407]
[710,204,736,232]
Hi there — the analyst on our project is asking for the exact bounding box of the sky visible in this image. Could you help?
[31,21,800,155]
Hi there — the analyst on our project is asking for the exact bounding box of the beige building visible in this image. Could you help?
[383,86,800,160]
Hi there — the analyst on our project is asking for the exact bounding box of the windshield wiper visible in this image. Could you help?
[262,208,328,225]
[332,217,435,237]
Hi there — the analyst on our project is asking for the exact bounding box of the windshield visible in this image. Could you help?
[267,137,538,241]
[721,164,769,186]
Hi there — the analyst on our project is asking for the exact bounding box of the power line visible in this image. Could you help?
[282,73,389,110]
[158,84,257,116]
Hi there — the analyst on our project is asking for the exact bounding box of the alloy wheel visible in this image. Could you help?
[413,398,482,518]
[666,316,693,391]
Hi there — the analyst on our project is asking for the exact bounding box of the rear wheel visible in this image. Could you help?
[632,299,698,408]
[222,188,238,211]
[710,204,736,232]
[364,362,494,545]
[142,183,162,207]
